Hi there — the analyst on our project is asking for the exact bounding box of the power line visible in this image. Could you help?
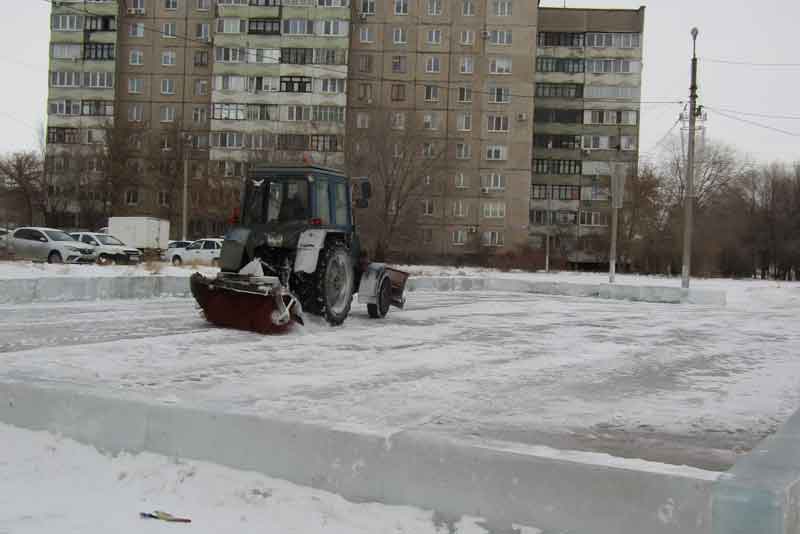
[704,106,800,137]
[639,103,686,156]
[701,57,800,68]
[700,106,800,121]
[41,0,679,107]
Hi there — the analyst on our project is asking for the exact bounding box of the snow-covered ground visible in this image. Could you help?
[2,275,799,470]
[0,423,492,534]
[0,260,216,279]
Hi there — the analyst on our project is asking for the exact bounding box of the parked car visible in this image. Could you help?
[69,232,142,265]
[161,240,193,262]
[10,227,96,264]
[168,238,223,266]
[0,229,10,251]
[96,227,108,234]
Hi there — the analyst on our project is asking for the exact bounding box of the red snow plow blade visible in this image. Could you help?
[190,273,303,334]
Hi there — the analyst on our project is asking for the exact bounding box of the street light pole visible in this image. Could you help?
[182,135,190,241]
[682,28,700,289]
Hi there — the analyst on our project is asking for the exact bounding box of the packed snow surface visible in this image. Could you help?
[2,269,799,470]
[0,423,494,534]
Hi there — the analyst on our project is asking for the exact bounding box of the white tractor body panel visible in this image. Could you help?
[293,229,328,274]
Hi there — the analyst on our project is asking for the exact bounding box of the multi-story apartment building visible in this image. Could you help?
[45,0,350,237]
[47,0,119,228]
[347,0,538,259]
[531,7,644,269]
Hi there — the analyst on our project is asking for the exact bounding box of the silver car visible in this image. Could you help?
[10,227,97,264]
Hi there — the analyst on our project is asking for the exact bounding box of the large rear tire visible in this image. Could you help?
[367,276,391,319]
[317,243,354,326]
[48,251,63,264]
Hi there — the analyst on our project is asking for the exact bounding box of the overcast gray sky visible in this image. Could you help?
[1,0,798,163]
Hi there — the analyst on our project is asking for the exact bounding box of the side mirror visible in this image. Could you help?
[39,237,47,243]
[360,181,372,200]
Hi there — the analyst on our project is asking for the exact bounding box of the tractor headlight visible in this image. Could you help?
[267,233,284,247]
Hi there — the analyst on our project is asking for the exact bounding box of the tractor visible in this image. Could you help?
[190,165,408,333]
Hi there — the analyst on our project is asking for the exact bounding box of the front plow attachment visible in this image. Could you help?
[190,272,303,334]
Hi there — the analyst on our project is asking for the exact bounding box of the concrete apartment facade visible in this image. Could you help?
[347,0,538,259]
[44,1,643,261]
[531,7,645,268]
[46,0,349,237]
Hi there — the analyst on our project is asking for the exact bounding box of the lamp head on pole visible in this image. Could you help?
[691,27,699,40]
[690,27,699,57]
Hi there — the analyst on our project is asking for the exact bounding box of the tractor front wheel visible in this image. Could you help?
[319,243,354,326]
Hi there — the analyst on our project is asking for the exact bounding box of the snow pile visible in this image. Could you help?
[0,260,217,279]
[0,423,492,534]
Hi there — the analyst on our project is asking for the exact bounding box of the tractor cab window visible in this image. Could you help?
[315,179,330,224]
[334,182,349,226]
[267,179,309,222]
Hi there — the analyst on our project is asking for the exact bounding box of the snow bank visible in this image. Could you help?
[0,422,493,534]
[0,260,216,278]
[0,380,717,534]
[0,275,191,304]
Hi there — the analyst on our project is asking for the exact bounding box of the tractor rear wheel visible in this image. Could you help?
[367,276,391,319]
[317,243,353,326]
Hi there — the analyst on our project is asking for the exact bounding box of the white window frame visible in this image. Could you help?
[359,26,374,43]
[393,27,407,44]
[427,0,442,15]
[161,78,175,95]
[462,0,475,16]
[424,85,440,102]
[161,49,177,66]
[482,201,506,218]
[491,0,512,16]
[486,144,507,161]
[427,29,442,44]
[160,105,176,123]
[161,22,177,38]
[459,30,474,45]
[456,143,472,160]
[394,0,408,15]
[129,48,143,65]
[489,56,512,74]
[454,173,468,189]
[425,55,441,73]
[129,22,145,37]
[460,56,474,74]
[128,78,143,94]
[456,111,472,131]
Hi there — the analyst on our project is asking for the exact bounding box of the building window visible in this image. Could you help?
[586,32,641,49]
[52,14,84,31]
[454,173,468,189]
[392,55,407,73]
[49,100,81,116]
[390,83,406,101]
[424,85,440,101]
[580,211,609,226]
[451,229,467,245]
[194,50,209,66]
[481,231,504,247]
[194,79,208,96]
[127,103,144,122]
[358,83,373,101]
[482,173,505,191]
[459,30,474,45]
[85,16,117,32]
[394,0,408,15]
[586,59,641,74]
[361,0,375,14]
[460,56,474,74]
[489,56,512,74]
[84,71,114,88]
[197,0,210,9]
[248,19,280,35]
[425,56,441,73]
[537,32,584,48]
[486,144,507,161]
[161,49,176,66]
[129,22,145,37]
[422,142,436,158]
[462,0,475,16]
[160,105,176,122]
[427,0,442,15]
[129,48,143,65]
[280,76,312,93]
[488,85,510,103]
[456,112,471,131]
[421,199,435,216]
[488,30,512,45]
[482,202,506,218]
[536,83,583,98]
[158,191,170,207]
[161,22,177,38]
[128,78,143,94]
[534,160,583,175]
[487,114,509,132]
[491,0,512,16]
[84,43,115,60]
[161,79,175,94]
[534,134,582,150]
[427,29,442,44]
[536,57,585,73]
[393,27,407,44]
[457,86,472,103]
[356,112,370,129]
[359,26,374,43]
[456,143,471,160]
[165,0,178,9]
[320,78,346,93]
[193,105,207,122]
[422,112,440,130]
[452,200,468,218]
[358,55,373,73]
[319,19,348,36]
[125,190,139,206]
[390,111,406,129]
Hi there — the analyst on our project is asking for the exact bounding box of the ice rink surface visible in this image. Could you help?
[2,276,799,470]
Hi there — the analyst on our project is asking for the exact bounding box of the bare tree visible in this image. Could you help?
[345,111,449,260]
[0,151,43,225]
